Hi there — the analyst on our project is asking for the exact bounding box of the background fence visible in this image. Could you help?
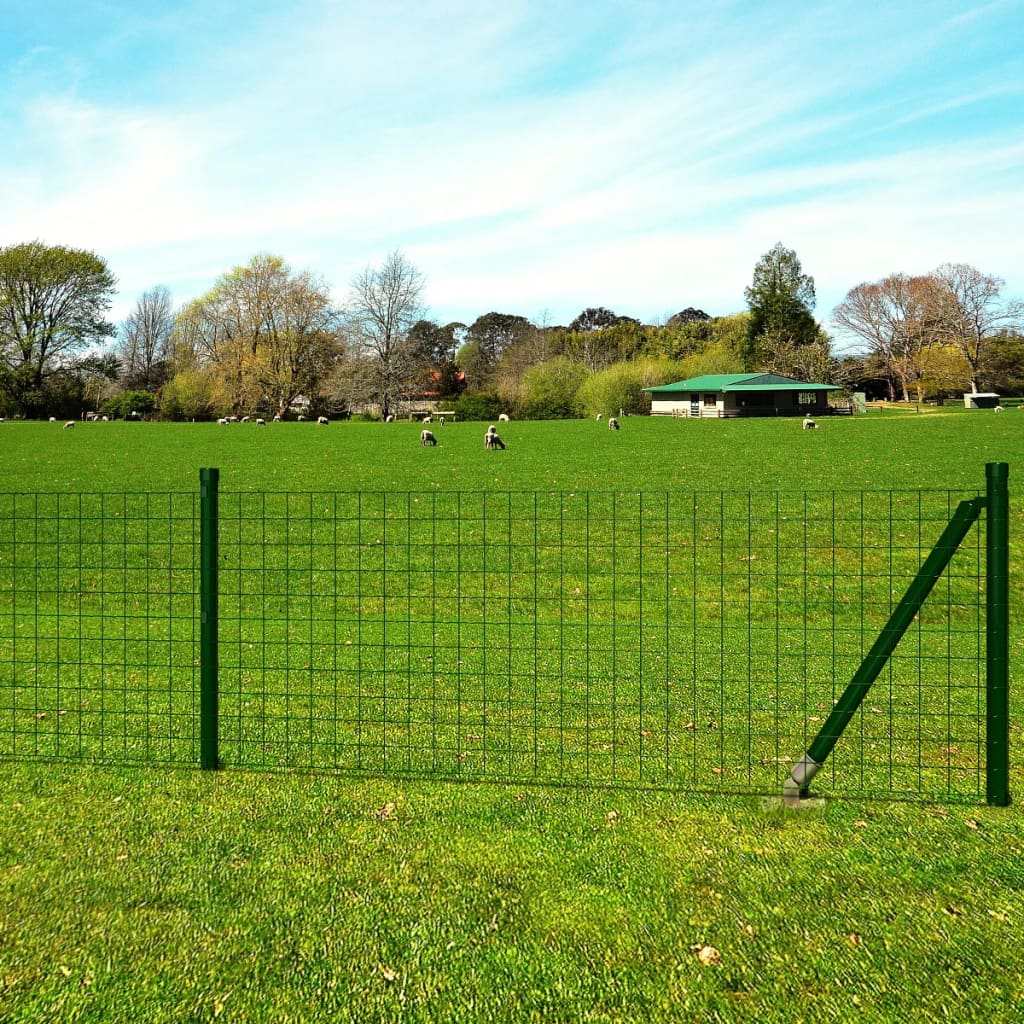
[0,468,1009,803]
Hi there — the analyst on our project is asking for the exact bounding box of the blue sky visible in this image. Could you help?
[2,0,1022,342]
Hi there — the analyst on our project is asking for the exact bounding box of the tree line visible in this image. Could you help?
[0,239,1020,421]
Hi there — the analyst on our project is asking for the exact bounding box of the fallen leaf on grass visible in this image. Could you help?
[987,910,1010,922]
[378,964,399,983]
[847,933,862,947]
[853,820,868,828]
[964,819,980,831]
[376,803,397,821]
[606,810,619,825]
[692,944,721,966]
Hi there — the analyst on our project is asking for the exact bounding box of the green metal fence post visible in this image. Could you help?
[200,468,220,770]
[783,495,985,803]
[986,462,1010,806]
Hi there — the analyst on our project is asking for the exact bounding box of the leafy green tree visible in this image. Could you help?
[567,307,636,333]
[665,307,711,327]
[576,358,686,418]
[463,312,534,385]
[744,243,818,369]
[452,390,504,421]
[0,241,117,416]
[176,253,341,417]
[159,370,215,420]
[520,356,590,419]
[100,390,157,419]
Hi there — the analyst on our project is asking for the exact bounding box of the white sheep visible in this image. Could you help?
[994,405,1004,413]
[217,417,229,425]
[297,414,306,421]
[385,415,394,423]
[63,420,75,429]
[802,415,818,430]
[49,417,57,423]
[486,424,497,436]
[438,416,445,426]
[484,430,506,450]
[595,413,603,421]
[273,414,282,422]
[317,415,329,425]
[498,413,510,422]
[422,415,432,425]
[255,417,266,425]
[608,417,620,430]
[101,415,109,422]
[420,429,437,446]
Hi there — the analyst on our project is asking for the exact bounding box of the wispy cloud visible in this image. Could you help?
[2,0,1022,329]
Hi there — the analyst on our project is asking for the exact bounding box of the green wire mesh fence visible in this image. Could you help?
[0,471,1009,802]
[0,491,199,764]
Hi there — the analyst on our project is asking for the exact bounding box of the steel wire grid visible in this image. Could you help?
[212,487,987,800]
[0,491,199,764]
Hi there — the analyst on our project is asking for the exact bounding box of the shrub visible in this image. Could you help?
[576,358,687,418]
[520,357,590,419]
[100,390,157,419]
[453,391,504,422]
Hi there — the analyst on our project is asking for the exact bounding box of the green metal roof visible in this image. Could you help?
[644,373,839,394]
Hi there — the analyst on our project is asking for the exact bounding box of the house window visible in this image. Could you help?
[703,393,717,407]
[798,392,815,405]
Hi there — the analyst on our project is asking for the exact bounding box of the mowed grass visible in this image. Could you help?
[1,411,1023,1022]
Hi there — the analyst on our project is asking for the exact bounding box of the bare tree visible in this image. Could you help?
[343,251,426,419]
[926,263,1022,393]
[832,274,934,401]
[118,285,175,391]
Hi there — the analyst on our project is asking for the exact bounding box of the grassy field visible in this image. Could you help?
[1,410,1023,1022]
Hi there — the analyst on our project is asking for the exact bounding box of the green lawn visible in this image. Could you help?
[1,412,1022,1022]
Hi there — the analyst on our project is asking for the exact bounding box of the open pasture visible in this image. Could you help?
[1,411,1022,1022]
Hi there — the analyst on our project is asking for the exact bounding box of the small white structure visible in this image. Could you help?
[964,392,1001,409]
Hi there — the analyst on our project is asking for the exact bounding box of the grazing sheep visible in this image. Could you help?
[317,415,329,425]
[484,430,506,450]
[994,405,1004,413]
[420,429,437,446]
[255,417,266,425]
[217,417,229,425]
[297,414,306,421]
[101,415,109,422]
[595,413,603,421]
[240,416,250,423]
[273,414,282,422]
[486,424,497,436]
[385,415,394,423]
[422,415,432,425]
[607,417,620,430]
[63,420,75,429]
[438,416,445,426]
[49,417,57,423]
[228,416,239,423]
[802,415,818,430]
[498,413,510,422]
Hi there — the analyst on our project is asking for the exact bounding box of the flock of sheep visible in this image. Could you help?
[36,410,630,440]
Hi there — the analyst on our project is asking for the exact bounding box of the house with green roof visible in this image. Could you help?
[643,373,842,419]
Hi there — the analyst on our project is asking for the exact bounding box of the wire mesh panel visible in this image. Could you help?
[215,487,988,800]
[0,492,199,765]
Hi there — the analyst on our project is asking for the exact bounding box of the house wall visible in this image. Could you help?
[651,390,832,416]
